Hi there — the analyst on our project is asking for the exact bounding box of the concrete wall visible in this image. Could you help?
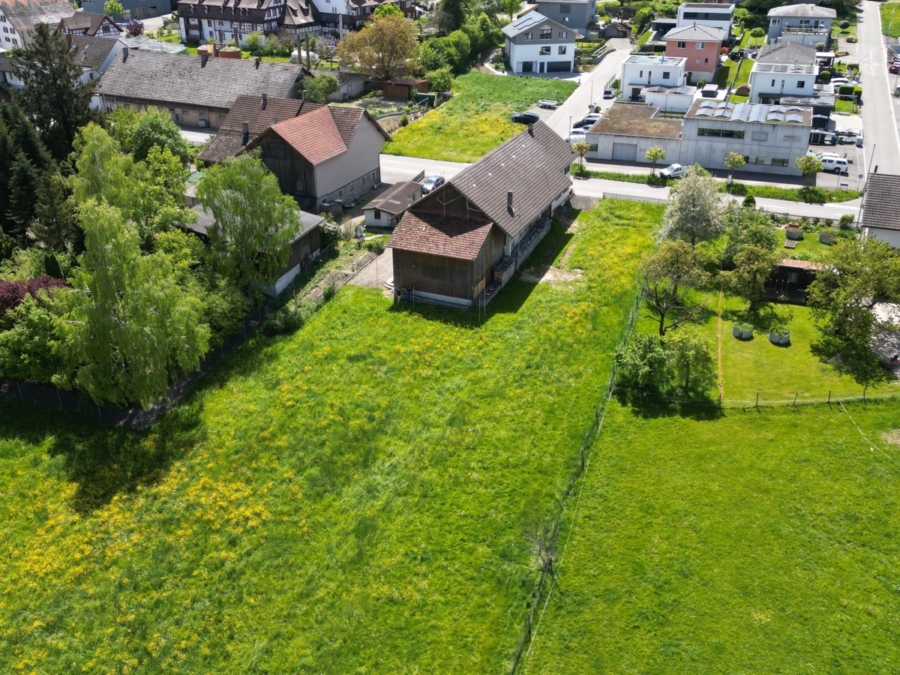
[866,227,900,249]
[507,38,575,74]
[676,6,733,31]
[535,1,593,32]
[682,117,809,175]
[645,90,695,113]
[665,40,719,80]
[314,116,383,202]
[584,132,683,164]
[748,68,815,103]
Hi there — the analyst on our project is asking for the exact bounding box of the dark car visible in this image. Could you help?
[511,111,540,124]
[421,175,445,194]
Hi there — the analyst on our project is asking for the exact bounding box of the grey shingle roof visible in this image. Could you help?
[97,50,303,110]
[363,180,421,216]
[502,11,569,38]
[662,24,726,42]
[767,3,835,18]
[449,120,574,240]
[68,34,118,70]
[861,174,900,232]
[756,41,816,65]
[0,0,76,43]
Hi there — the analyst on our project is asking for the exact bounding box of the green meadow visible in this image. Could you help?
[0,201,659,673]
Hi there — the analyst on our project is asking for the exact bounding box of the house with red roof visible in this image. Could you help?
[246,102,391,211]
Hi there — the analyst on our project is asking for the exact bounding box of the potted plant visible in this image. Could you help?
[732,322,754,340]
[785,224,804,240]
[768,327,791,345]
[818,229,837,244]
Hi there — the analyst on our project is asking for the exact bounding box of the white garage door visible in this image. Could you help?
[612,143,638,162]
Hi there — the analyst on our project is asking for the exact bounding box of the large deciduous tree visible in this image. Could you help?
[127,108,192,165]
[55,200,209,407]
[659,165,724,247]
[196,154,301,294]
[337,14,419,80]
[795,154,822,187]
[640,240,710,337]
[723,244,780,312]
[808,239,900,380]
[11,24,94,161]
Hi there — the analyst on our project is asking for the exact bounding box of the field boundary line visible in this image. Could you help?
[717,288,724,402]
[838,401,900,466]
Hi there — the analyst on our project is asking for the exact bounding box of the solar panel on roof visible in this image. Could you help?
[770,105,786,112]
[700,101,715,108]
[695,109,712,116]
[767,113,784,121]
[786,106,804,112]
[787,114,804,123]
[713,109,729,117]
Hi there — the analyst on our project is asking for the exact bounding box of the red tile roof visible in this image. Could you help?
[268,106,347,165]
[388,210,493,260]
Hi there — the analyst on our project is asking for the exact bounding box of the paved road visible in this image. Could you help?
[858,1,900,176]
[545,39,632,137]
[381,154,860,219]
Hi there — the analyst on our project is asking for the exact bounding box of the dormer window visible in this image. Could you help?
[540,28,551,39]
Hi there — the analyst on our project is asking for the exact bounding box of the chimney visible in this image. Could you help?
[261,92,268,109]
[122,46,129,62]
[201,52,209,67]
[242,121,249,145]
[255,56,261,69]
[527,122,534,136]
[507,191,514,215]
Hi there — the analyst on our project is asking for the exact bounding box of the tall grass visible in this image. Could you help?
[0,201,659,673]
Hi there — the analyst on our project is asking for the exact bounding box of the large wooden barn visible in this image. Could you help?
[387,121,574,307]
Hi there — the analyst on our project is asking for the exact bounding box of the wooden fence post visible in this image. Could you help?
[792,392,798,407]
[755,392,759,411]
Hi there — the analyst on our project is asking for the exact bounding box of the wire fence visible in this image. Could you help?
[508,290,643,674]
[0,243,380,430]
[602,191,668,204]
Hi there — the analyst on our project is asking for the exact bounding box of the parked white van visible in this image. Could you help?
[820,156,849,174]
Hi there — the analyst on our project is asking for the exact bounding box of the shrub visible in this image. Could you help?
[399,114,409,127]
[816,41,826,51]
[742,195,756,209]
[819,70,831,82]
[847,36,857,43]
[839,20,850,29]
[0,276,67,322]
[839,214,855,230]
[261,305,304,336]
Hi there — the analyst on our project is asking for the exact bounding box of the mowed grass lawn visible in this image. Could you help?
[382,72,577,163]
[881,3,900,38]
[0,200,660,673]
[524,400,900,673]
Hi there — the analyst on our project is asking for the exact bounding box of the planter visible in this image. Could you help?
[785,226,804,241]
[732,322,754,340]
[818,230,837,245]
[768,330,791,345]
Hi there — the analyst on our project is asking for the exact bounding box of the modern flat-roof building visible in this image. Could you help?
[620,54,687,102]
[676,3,734,32]
[586,99,813,176]
[750,42,817,104]
[767,3,835,49]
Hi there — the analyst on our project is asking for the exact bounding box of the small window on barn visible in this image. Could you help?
[374,208,381,220]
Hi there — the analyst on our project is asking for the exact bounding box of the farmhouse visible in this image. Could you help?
[0,0,75,48]
[176,0,316,46]
[96,48,304,129]
[57,11,122,38]
[860,174,900,248]
[502,11,579,74]
[245,103,390,211]
[388,121,573,308]
[199,94,320,164]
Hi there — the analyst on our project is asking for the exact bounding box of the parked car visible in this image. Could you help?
[659,163,687,179]
[820,156,849,174]
[511,111,540,124]
[809,150,845,161]
[834,127,859,137]
[566,132,587,144]
[603,88,615,99]
[421,175,445,194]
[890,62,900,75]
[573,114,601,129]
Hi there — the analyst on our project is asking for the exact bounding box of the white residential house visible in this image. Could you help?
[767,3,835,49]
[675,2,734,32]
[0,0,75,49]
[502,11,579,74]
[620,54,687,103]
[749,42,817,104]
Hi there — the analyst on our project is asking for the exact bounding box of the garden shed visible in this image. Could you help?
[382,78,428,101]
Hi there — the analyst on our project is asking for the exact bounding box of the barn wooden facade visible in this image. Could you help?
[388,121,574,307]
[246,105,391,211]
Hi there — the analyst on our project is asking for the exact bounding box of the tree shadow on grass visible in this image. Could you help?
[613,388,723,421]
[0,396,205,515]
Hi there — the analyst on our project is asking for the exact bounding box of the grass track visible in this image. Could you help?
[524,399,900,673]
[0,200,660,673]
